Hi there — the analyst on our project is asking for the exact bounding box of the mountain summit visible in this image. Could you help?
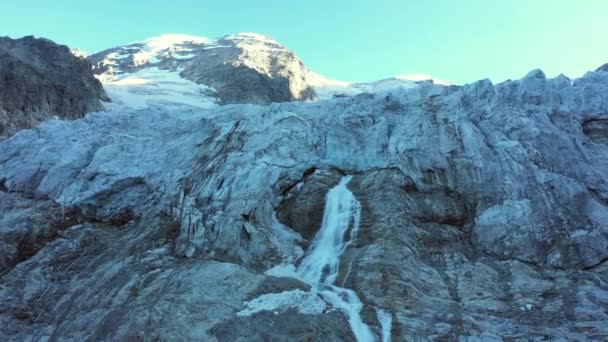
[89,33,316,106]
[88,33,447,108]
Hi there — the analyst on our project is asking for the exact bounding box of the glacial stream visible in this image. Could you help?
[296,175,386,342]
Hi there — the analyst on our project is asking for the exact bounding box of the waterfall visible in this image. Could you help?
[255,175,392,341]
[296,175,381,342]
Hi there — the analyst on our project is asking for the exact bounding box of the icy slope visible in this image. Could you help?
[102,67,217,110]
[1,67,608,339]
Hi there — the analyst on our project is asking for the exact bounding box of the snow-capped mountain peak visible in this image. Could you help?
[88,32,450,109]
[89,32,317,107]
[140,33,211,49]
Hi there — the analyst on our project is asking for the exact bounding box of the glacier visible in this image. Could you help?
[1,33,608,340]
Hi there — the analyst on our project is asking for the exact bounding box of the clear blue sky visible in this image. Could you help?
[2,0,607,84]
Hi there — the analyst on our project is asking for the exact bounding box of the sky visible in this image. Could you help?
[2,0,607,84]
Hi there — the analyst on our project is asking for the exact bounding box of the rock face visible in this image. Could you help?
[0,36,108,138]
[88,33,315,105]
[1,55,608,340]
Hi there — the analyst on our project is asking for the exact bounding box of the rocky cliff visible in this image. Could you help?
[0,36,108,138]
[1,36,608,339]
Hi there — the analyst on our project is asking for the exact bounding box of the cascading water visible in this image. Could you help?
[296,175,381,342]
[247,175,392,341]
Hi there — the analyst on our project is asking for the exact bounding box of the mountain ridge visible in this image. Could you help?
[88,33,448,108]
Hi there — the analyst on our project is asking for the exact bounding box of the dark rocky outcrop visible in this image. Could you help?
[0,36,108,138]
[276,168,343,241]
[583,117,608,144]
[0,191,79,275]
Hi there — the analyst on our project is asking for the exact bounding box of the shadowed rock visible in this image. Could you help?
[0,36,108,138]
[89,33,316,105]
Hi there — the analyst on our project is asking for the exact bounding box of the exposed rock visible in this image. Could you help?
[246,276,311,300]
[336,170,608,340]
[583,118,608,144]
[597,63,608,72]
[1,66,608,339]
[0,36,108,138]
[0,218,264,341]
[211,310,355,341]
[276,168,343,242]
[0,191,79,274]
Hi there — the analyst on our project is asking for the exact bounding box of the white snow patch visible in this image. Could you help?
[102,67,217,110]
[70,48,88,58]
[396,73,450,86]
[98,34,211,79]
[237,289,326,317]
[309,72,420,100]
[226,32,280,45]
[141,34,210,50]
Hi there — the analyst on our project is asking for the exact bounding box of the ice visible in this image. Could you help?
[142,34,210,50]
[396,73,449,85]
[241,176,379,341]
[102,67,218,110]
[295,176,375,342]
[376,309,393,342]
[297,176,362,285]
[308,72,442,100]
[236,289,326,317]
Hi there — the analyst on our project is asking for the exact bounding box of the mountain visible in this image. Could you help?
[0,36,108,139]
[88,33,316,106]
[1,32,608,341]
[88,33,448,109]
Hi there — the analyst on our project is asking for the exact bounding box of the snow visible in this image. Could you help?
[102,67,218,110]
[70,48,88,58]
[252,177,379,341]
[376,309,393,342]
[237,289,326,317]
[127,34,209,66]
[309,72,422,100]
[396,73,450,85]
[93,32,451,107]
[98,34,212,82]
[225,32,280,45]
[142,34,210,50]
